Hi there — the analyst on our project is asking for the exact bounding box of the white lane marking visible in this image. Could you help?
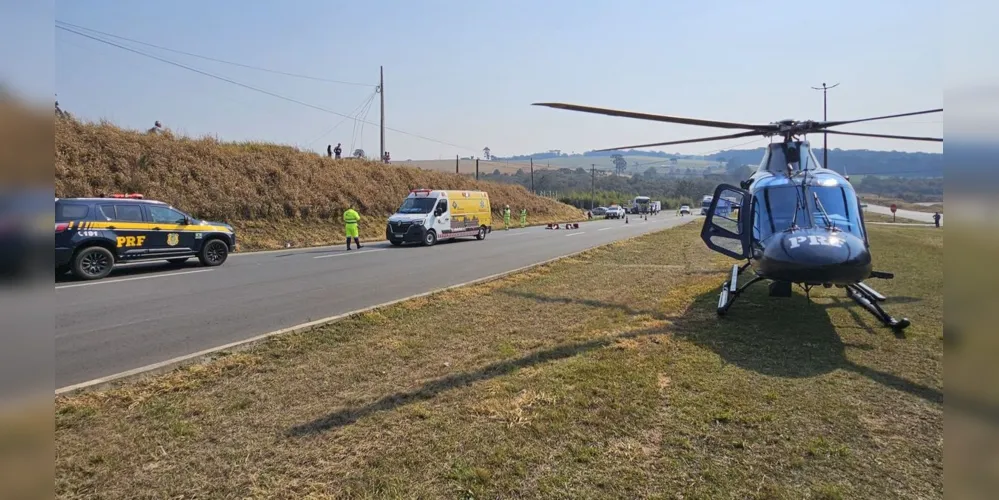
[565,231,586,237]
[313,248,386,259]
[598,227,613,231]
[55,269,213,289]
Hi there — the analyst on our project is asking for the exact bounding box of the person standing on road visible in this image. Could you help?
[503,205,511,230]
[343,207,361,250]
[933,211,941,228]
[520,208,527,228]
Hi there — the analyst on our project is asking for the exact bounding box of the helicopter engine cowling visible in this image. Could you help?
[757,228,872,286]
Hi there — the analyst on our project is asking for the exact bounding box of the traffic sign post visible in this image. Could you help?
[890,204,897,222]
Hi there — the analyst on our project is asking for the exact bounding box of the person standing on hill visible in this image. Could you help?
[343,207,361,250]
[327,144,333,158]
[334,143,342,159]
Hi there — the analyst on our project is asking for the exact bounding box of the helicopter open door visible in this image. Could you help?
[700,184,751,260]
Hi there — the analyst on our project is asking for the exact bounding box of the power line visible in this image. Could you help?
[56,20,375,88]
[306,91,376,148]
[56,24,481,154]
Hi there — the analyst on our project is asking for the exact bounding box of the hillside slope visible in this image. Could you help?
[55,117,584,250]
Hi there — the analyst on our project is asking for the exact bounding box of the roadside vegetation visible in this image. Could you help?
[55,115,584,250]
[56,222,943,498]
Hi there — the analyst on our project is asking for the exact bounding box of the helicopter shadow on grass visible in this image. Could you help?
[671,284,941,405]
[285,287,939,437]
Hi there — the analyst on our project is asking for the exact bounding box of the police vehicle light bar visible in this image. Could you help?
[109,193,144,199]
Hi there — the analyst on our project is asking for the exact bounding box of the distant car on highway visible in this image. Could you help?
[605,205,626,219]
[679,205,691,216]
[591,206,608,217]
[55,194,236,280]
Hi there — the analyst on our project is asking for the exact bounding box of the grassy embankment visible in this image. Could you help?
[56,222,942,498]
[55,116,585,250]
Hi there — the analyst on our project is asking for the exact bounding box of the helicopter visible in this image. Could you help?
[532,101,942,331]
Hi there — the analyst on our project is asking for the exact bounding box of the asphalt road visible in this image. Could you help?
[56,213,696,388]
[864,203,940,225]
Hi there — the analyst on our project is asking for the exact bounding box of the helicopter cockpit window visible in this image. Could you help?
[809,186,862,236]
[757,185,809,239]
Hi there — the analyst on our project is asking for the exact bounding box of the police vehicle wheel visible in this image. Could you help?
[167,258,189,265]
[73,246,114,280]
[476,226,486,240]
[199,239,228,266]
[423,230,437,246]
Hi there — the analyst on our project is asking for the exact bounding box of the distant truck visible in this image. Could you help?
[630,196,651,214]
[387,189,492,246]
[650,201,662,213]
[700,195,713,215]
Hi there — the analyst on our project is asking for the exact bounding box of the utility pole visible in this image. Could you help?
[530,158,534,193]
[810,82,839,170]
[455,154,459,174]
[379,66,385,163]
[591,164,596,210]
[475,158,479,180]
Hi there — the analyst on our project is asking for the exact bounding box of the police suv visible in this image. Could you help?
[55,194,236,280]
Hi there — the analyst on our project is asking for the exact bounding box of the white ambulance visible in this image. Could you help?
[386,189,493,246]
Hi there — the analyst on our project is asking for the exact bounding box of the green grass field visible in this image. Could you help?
[55,222,942,498]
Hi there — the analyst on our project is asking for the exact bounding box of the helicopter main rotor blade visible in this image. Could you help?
[532,102,776,131]
[823,130,943,142]
[592,130,763,152]
[820,108,942,129]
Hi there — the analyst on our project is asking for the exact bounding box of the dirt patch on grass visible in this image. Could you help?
[55,223,943,498]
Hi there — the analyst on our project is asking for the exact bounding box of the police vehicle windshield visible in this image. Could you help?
[397,197,437,214]
[753,185,863,241]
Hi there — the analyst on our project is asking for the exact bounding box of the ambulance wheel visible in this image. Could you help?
[476,226,487,240]
[422,230,438,246]
[72,246,114,280]
[199,238,229,266]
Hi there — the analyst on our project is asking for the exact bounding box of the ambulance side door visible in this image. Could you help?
[433,198,451,233]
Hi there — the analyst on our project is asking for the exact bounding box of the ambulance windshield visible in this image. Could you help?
[397,197,438,214]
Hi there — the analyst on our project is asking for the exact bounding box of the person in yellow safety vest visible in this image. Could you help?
[520,208,527,227]
[343,207,361,250]
[503,205,511,230]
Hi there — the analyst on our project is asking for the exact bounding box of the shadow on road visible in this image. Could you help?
[55,260,202,283]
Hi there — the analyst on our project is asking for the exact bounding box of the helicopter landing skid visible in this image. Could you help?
[717,263,763,316]
[846,282,911,331]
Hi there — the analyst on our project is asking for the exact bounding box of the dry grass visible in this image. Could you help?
[863,211,930,224]
[55,223,943,498]
[55,116,584,250]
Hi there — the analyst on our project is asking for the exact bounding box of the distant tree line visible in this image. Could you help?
[853,176,943,202]
[497,147,943,177]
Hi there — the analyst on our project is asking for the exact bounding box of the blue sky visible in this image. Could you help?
[31,1,949,160]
